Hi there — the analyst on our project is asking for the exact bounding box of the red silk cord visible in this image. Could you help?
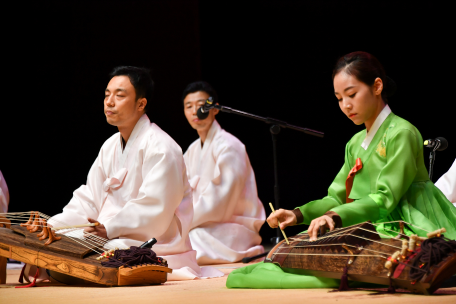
[346,158,363,203]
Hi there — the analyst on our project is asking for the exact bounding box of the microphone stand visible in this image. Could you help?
[210,104,324,244]
[428,142,441,181]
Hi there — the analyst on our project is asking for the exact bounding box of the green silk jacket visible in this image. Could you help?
[296,112,456,239]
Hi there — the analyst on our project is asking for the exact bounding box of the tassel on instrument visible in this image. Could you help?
[16,267,40,288]
[387,275,396,293]
[18,264,26,283]
[338,265,350,291]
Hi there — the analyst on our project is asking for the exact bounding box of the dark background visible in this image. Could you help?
[2,1,454,243]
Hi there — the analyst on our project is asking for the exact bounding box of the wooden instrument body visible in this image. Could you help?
[265,222,456,294]
[0,226,172,286]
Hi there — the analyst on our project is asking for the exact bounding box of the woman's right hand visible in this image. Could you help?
[267,209,297,230]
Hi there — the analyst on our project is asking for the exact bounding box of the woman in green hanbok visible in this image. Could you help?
[227,51,456,289]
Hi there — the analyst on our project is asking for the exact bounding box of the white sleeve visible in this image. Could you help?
[183,148,191,180]
[103,144,185,242]
[435,158,456,204]
[0,170,9,213]
[191,140,248,228]
[49,153,106,226]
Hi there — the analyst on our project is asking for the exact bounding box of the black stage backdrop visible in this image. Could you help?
[1,1,454,243]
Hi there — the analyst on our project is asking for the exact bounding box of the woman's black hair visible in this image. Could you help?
[109,66,154,112]
[182,81,218,105]
[332,51,396,103]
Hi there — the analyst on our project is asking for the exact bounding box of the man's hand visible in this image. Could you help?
[84,218,108,239]
[308,215,335,241]
[267,209,297,230]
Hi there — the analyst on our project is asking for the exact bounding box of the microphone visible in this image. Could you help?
[424,137,448,151]
[196,97,215,120]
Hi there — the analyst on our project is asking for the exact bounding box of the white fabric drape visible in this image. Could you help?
[184,120,265,265]
[50,115,222,280]
[435,158,456,207]
[0,170,9,213]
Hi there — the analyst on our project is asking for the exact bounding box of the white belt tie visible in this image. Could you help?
[103,168,128,192]
[188,175,200,190]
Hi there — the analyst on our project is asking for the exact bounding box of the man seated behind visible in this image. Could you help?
[182,81,265,265]
[0,170,8,213]
[49,67,204,280]
[435,158,456,207]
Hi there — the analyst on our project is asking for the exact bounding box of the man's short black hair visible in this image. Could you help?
[182,81,218,105]
[109,66,154,112]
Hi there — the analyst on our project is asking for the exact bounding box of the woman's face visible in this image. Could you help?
[333,71,383,126]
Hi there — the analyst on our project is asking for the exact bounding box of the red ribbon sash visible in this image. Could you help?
[346,158,363,203]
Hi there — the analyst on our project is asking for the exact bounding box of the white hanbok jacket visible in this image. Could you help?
[50,115,219,280]
[435,158,456,207]
[184,120,265,264]
[0,170,9,213]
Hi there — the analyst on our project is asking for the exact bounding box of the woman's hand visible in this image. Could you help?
[84,218,108,239]
[267,209,297,230]
[308,215,335,241]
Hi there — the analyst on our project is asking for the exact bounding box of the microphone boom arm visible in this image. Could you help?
[213,104,324,138]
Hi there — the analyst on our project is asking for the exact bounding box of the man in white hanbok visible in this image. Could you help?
[47,67,221,281]
[182,81,265,265]
[435,158,456,207]
[0,170,7,282]
[0,170,8,213]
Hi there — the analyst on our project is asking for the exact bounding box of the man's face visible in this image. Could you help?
[104,76,145,127]
[183,91,218,132]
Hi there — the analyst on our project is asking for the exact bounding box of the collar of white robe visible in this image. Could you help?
[361,104,392,150]
[118,114,149,168]
[103,168,128,192]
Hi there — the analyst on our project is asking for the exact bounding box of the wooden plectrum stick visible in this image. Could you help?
[269,202,289,245]
[52,222,100,230]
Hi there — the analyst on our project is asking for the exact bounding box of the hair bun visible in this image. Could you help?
[384,76,397,98]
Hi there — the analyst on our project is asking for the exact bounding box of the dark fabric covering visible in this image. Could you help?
[101,246,166,268]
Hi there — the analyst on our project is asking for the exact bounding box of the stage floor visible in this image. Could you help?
[1,263,456,304]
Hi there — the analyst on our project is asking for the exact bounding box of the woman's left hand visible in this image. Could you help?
[308,215,335,241]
